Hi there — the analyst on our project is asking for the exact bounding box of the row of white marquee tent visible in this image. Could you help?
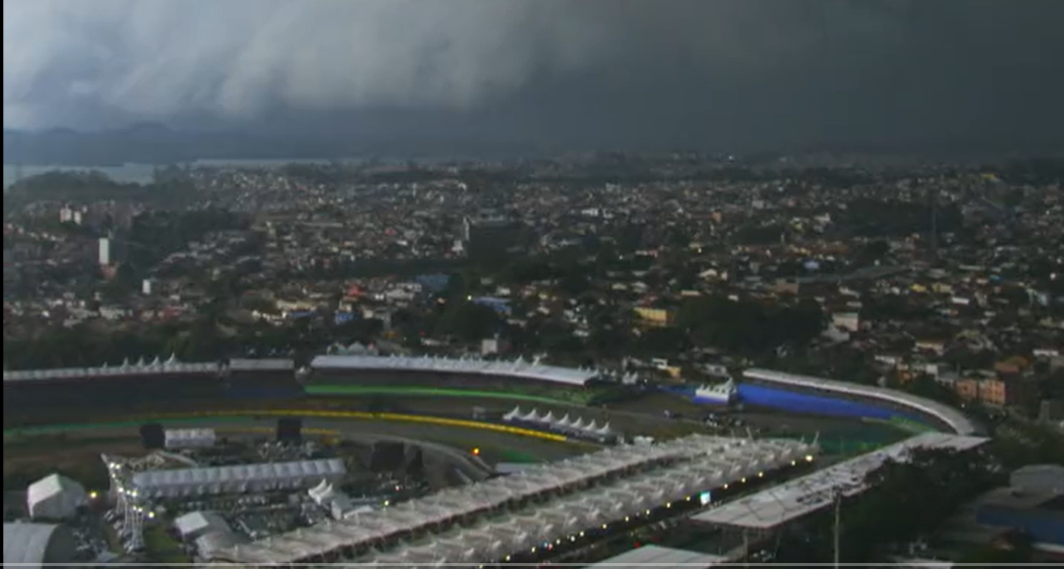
[5,353,645,388]
[502,407,614,438]
[310,354,643,387]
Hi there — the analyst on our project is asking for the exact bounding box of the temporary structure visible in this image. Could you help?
[26,475,87,521]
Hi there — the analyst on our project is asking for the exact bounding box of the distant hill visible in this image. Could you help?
[4,122,1062,166]
[4,125,250,165]
[1,123,542,165]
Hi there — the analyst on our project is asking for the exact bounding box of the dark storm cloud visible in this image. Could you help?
[4,0,1062,149]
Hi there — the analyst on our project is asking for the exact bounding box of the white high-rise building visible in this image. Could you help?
[98,238,111,266]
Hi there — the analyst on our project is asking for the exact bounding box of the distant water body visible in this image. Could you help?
[2,159,332,189]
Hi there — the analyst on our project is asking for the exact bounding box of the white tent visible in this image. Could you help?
[3,523,79,568]
[26,475,87,521]
[165,429,217,450]
[174,511,231,540]
[502,407,522,422]
[308,480,336,506]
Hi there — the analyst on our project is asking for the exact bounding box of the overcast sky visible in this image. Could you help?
[4,0,1063,151]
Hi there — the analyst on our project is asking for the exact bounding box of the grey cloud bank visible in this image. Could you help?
[4,0,1063,152]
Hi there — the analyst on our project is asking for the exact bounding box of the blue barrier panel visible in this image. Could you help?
[736,383,925,424]
[976,506,1064,545]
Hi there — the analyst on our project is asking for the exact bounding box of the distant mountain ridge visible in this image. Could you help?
[3,124,553,165]
[4,123,1062,166]
[4,124,270,165]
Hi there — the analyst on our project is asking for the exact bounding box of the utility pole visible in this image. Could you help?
[743,529,750,569]
[833,488,843,569]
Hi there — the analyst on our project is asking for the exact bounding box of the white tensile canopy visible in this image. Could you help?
[26,474,88,521]
[132,459,347,500]
[209,435,817,566]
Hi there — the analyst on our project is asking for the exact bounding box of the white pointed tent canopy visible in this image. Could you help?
[502,407,614,438]
[502,406,523,421]
[309,354,598,387]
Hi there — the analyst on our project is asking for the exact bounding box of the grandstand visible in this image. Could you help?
[742,369,979,436]
[225,358,295,377]
[311,355,597,386]
[126,459,347,501]
[210,434,818,566]
[2,355,218,383]
[3,356,223,426]
[691,432,989,534]
[222,358,301,399]
[306,355,634,404]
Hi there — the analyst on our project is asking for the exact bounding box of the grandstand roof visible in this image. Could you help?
[211,435,816,565]
[690,432,989,530]
[310,354,597,386]
[3,355,218,383]
[131,459,346,500]
[586,545,728,568]
[743,368,978,435]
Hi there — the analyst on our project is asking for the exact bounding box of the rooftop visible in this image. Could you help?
[211,434,816,566]
[310,354,598,387]
[743,368,979,435]
[690,432,989,530]
[3,355,217,383]
[585,544,729,568]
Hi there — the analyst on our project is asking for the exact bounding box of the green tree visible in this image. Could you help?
[435,301,502,342]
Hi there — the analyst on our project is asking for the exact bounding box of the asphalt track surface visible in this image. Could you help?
[193,420,499,482]
[3,412,595,476]
[3,410,570,443]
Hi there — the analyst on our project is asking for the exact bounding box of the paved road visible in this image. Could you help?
[298,419,495,482]
[6,414,588,483]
